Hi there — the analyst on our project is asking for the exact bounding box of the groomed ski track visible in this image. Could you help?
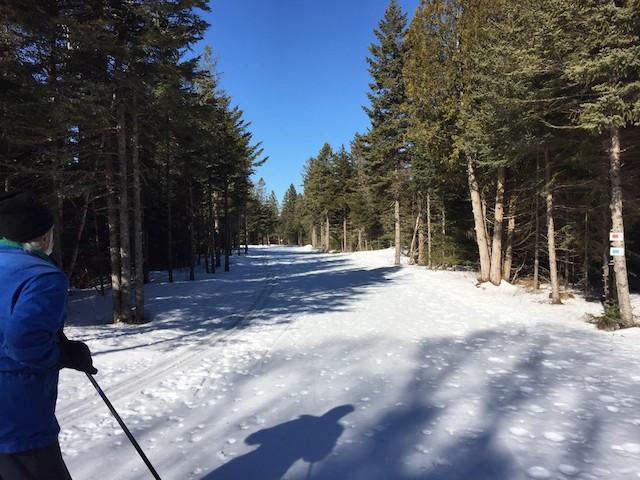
[58,246,640,480]
[58,254,276,426]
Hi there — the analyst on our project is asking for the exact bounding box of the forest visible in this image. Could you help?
[250,0,640,328]
[1,1,264,323]
[2,0,639,328]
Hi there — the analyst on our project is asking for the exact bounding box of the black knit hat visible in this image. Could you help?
[0,191,54,243]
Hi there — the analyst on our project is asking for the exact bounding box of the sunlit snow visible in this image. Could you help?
[58,246,640,479]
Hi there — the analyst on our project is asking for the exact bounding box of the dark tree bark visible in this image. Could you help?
[224,180,230,272]
[105,140,121,323]
[117,98,131,322]
[503,194,517,282]
[489,167,506,285]
[131,95,145,322]
[66,191,91,281]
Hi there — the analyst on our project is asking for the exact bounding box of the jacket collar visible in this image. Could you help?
[0,238,55,264]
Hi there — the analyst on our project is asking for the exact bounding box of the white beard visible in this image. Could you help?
[44,234,54,256]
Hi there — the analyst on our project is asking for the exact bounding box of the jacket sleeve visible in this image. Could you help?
[4,270,68,370]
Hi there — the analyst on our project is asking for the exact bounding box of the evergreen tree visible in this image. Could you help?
[280,184,302,245]
[362,0,409,265]
[303,143,335,251]
[562,0,640,326]
[0,0,263,325]
[332,146,356,252]
[266,191,280,244]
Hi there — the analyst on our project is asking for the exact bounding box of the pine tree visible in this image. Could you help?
[266,192,280,244]
[404,0,465,268]
[362,0,409,265]
[303,143,336,251]
[0,0,268,326]
[332,146,356,252]
[280,184,302,245]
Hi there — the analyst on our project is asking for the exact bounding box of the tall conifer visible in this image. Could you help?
[363,0,409,265]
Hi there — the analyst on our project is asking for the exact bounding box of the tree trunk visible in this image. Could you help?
[583,210,589,297]
[418,211,426,267]
[394,195,401,266]
[207,179,215,273]
[441,203,446,261]
[92,200,106,296]
[467,156,491,281]
[358,228,363,251]
[214,192,221,268]
[325,212,330,252]
[105,140,121,323]
[224,180,230,272]
[245,212,249,254]
[503,194,517,282]
[51,165,64,268]
[188,169,196,281]
[482,199,490,257]
[545,147,561,304]
[408,204,421,265]
[312,224,318,249]
[131,96,145,323]
[603,242,611,306]
[143,229,150,284]
[427,192,432,268]
[608,125,635,326]
[166,137,174,283]
[117,99,131,322]
[489,166,506,285]
[564,202,570,288]
[196,216,202,265]
[66,191,90,281]
[343,213,348,252]
[533,155,540,290]
[204,234,210,273]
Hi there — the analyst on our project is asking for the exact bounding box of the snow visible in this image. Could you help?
[58,246,640,479]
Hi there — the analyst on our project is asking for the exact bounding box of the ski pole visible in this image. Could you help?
[86,373,162,480]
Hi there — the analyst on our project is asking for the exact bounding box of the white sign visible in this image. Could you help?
[610,247,625,257]
[609,232,624,242]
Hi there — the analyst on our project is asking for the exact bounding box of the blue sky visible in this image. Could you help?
[197,0,420,203]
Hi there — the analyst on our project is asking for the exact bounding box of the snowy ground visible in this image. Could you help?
[59,246,640,480]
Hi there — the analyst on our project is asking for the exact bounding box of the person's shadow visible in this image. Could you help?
[203,405,355,480]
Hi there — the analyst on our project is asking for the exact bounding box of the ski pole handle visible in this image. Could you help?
[86,373,162,480]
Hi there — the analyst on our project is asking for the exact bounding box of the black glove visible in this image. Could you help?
[58,332,98,375]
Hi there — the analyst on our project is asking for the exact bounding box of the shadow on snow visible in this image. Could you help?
[197,327,636,480]
[203,405,355,480]
[66,248,397,355]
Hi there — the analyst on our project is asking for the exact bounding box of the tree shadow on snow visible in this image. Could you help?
[202,405,355,480]
[75,324,637,479]
[67,248,397,355]
[290,328,628,480]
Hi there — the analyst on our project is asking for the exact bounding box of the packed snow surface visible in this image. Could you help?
[59,246,640,479]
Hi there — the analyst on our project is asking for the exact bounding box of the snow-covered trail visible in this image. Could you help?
[59,246,640,480]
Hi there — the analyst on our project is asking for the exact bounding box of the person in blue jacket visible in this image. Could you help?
[0,191,97,480]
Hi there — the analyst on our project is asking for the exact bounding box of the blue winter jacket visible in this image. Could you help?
[0,240,67,453]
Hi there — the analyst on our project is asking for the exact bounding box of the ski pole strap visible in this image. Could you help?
[86,373,162,480]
